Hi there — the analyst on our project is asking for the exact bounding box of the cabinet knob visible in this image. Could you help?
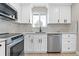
[39,39,42,43]
[68,41,70,43]
[68,48,70,50]
[0,44,2,46]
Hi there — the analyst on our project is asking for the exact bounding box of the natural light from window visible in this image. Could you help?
[32,14,47,27]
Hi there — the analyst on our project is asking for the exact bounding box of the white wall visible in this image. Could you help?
[71,3,79,51]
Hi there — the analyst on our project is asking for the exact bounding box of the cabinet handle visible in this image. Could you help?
[58,19,59,23]
[39,39,42,43]
[40,39,42,43]
[0,44,2,47]
[29,36,30,37]
[29,19,30,23]
[31,39,33,43]
[39,39,40,43]
[68,35,70,37]
[68,48,70,50]
[68,41,70,43]
[64,19,67,23]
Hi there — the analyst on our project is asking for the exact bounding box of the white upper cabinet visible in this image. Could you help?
[48,4,71,24]
[60,6,71,23]
[9,3,22,23]
[48,5,60,23]
[21,4,31,23]
[10,3,71,24]
[10,3,32,24]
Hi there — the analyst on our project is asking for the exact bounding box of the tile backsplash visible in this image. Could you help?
[0,18,77,33]
[0,19,18,33]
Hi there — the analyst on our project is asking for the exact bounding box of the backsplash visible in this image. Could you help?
[0,19,18,33]
[0,18,77,33]
[15,23,77,33]
[16,24,33,33]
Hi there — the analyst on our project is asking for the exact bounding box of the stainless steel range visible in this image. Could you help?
[0,33,24,56]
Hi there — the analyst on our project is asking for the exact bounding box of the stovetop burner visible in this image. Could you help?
[0,33,21,38]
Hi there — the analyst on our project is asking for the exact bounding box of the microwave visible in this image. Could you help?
[0,3,17,21]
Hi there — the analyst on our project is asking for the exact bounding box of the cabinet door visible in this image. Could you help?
[29,35,34,53]
[24,35,30,53]
[0,41,5,56]
[24,34,34,53]
[21,4,30,23]
[9,3,22,23]
[48,6,60,23]
[9,3,17,10]
[40,35,47,52]
[62,34,76,52]
[15,4,22,23]
[60,6,71,23]
[33,35,40,52]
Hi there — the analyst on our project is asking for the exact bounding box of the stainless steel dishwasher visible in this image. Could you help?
[47,34,61,52]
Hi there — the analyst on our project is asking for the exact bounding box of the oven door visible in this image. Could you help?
[6,39,24,56]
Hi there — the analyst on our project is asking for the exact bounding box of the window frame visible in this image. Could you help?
[32,12,47,28]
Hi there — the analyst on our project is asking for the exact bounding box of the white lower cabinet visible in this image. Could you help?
[0,41,5,56]
[24,34,34,53]
[61,33,76,53]
[40,35,47,52]
[24,33,47,53]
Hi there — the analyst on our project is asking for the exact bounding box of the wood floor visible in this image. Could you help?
[23,52,79,56]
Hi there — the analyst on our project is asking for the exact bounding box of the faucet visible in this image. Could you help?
[39,26,42,32]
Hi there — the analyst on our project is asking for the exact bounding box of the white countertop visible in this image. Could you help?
[47,32,77,34]
[23,32,77,34]
[0,38,6,42]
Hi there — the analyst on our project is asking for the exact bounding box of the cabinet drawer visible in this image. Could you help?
[62,44,76,51]
[26,34,34,38]
[62,39,76,46]
[62,40,76,52]
[62,34,76,39]
[62,45,73,51]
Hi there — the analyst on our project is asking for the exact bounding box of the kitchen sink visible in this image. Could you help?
[35,32,46,34]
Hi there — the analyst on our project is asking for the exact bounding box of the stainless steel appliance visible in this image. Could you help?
[0,33,24,56]
[47,34,61,52]
[6,34,24,56]
[0,3,17,21]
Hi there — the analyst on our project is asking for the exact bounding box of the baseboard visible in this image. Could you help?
[61,51,76,53]
[24,51,47,53]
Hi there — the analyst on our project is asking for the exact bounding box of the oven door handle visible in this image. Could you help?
[7,39,24,47]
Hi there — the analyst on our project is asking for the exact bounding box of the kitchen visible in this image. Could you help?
[0,3,78,56]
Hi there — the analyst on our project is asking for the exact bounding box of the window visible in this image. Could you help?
[40,15,47,27]
[32,14,47,27]
[32,14,40,27]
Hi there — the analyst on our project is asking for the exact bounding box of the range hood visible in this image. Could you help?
[0,3,17,21]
